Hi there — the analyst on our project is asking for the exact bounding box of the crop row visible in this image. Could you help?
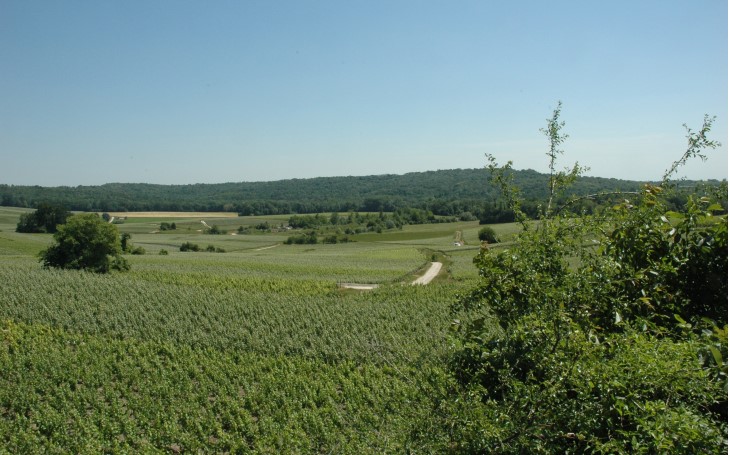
[0,320,438,452]
[0,258,459,365]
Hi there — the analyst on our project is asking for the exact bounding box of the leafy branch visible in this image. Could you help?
[662,114,721,183]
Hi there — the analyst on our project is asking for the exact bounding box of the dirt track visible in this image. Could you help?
[411,262,442,285]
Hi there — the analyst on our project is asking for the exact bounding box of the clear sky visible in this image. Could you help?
[1,0,727,186]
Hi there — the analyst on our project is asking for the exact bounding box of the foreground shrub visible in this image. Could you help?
[445,106,727,453]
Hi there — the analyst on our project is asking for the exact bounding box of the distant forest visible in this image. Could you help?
[1,168,723,223]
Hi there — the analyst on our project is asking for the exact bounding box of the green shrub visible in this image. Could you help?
[208,225,225,235]
[445,107,727,453]
[179,242,200,252]
[285,231,318,245]
[477,226,499,243]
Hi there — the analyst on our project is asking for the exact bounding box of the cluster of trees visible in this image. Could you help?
[179,242,225,253]
[288,208,454,233]
[284,231,351,245]
[17,207,146,273]
[441,108,727,452]
[15,203,70,233]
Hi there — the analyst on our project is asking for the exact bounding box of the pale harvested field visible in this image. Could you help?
[105,211,238,218]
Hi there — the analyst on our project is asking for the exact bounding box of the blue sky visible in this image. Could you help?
[1,0,727,186]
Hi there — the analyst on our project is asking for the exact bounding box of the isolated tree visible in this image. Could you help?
[120,232,132,252]
[40,213,129,273]
[477,226,499,243]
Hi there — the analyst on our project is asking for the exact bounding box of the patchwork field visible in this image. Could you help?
[0,207,519,452]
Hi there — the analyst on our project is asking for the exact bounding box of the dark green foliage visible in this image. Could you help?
[477,226,499,243]
[254,221,270,231]
[2,169,671,218]
[597,190,728,329]
[15,203,70,233]
[120,233,144,255]
[159,222,176,231]
[120,232,131,252]
[285,231,318,245]
[179,242,223,253]
[207,225,225,234]
[321,234,351,244]
[458,211,477,221]
[447,108,727,453]
[39,213,129,273]
[179,242,200,252]
[288,209,445,234]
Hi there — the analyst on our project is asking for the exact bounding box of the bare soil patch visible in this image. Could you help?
[338,283,380,290]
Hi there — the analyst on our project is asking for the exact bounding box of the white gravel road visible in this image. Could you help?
[411,262,442,285]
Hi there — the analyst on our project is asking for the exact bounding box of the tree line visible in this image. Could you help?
[5,168,716,220]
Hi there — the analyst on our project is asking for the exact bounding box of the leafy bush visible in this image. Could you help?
[446,106,727,453]
[477,226,499,243]
[285,231,318,245]
[179,242,200,252]
[208,225,225,235]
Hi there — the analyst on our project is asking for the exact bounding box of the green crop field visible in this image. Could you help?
[0,207,512,452]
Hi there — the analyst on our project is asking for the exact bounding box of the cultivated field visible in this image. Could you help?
[105,211,239,218]
[0,207,520,452]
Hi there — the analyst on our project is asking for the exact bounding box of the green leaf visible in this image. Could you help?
[709,346,723,367]
[707,203,723,212]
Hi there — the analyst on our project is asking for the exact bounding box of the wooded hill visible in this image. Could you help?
[0,168,720,220]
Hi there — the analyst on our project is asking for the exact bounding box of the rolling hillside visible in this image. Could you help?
[0,168,717,216]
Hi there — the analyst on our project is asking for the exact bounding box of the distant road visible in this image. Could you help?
[412,262,442,285]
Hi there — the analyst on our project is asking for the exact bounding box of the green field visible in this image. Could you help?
[0,208,522,452]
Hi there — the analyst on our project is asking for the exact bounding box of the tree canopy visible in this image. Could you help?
[1,169,689,216]
[39,213,129,273]
[15,203,69,233]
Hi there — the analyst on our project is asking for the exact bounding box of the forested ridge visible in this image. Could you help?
[1,168,720,218]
